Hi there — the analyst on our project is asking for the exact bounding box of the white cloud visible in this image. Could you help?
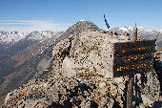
[0,20,70,32]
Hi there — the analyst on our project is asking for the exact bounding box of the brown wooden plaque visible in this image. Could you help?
[113,40,156,77]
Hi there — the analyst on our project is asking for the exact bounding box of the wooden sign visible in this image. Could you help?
[113,40,156,77]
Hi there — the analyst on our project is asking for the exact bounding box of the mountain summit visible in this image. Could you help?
[2,21,161,108]
[63,21,101,36]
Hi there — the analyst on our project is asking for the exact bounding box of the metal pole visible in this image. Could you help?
[126,23,137,108]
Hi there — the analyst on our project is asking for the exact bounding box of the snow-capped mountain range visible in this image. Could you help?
[111,26,162,46]
[114,26,162,39]
[0,30,56,44]
[0,26,162,46]
[0,31,26,44]
[25,31,56,40]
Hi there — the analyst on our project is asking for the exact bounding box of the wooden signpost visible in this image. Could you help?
[113,40,156,77]
[113,27,156,108]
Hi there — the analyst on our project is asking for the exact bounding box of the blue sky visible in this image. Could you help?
[0,0,161,32]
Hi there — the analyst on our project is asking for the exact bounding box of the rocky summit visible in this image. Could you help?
[3,21,161,108]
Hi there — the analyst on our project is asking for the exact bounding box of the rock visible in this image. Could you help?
[99,82,106,88]
[62,57,76,78]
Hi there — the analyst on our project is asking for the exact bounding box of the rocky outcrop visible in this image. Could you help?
[3,21,161,108]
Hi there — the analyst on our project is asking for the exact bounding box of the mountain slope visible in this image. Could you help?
[0,31,63,105]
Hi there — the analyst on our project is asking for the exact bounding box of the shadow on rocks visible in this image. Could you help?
[47,101,72,108]
[153,101,162,108]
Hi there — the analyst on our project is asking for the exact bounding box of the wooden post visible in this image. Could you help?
[126,23,137,108]
[126,74,134,108]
